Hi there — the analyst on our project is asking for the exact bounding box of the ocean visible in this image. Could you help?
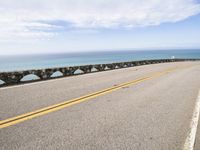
[0,49,200,72]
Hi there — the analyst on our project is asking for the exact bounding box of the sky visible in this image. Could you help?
[0,0,200,55]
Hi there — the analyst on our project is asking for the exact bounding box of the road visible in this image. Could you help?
[0,61,200,150]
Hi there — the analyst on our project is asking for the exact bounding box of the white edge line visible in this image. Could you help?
[183,90,200,150]
[0,63,160,90]
[0,75,69,90]
[0,62,194,90]
[0,67,120,90]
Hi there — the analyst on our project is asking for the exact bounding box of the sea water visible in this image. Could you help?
[0,49,200,72]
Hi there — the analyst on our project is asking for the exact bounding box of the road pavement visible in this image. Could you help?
[0,61,200,150]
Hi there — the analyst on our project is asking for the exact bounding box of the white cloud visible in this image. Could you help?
[0,0,200,40]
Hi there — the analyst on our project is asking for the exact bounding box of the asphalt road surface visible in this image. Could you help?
[0,61,200,150]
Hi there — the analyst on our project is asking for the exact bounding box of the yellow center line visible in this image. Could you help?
[0,66,179,129]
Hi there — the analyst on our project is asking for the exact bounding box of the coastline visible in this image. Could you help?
[0,58,199,87]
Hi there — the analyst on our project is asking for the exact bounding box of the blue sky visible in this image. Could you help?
[0,0,200,55]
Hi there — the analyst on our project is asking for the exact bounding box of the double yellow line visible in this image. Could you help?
[0,67,178,129]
